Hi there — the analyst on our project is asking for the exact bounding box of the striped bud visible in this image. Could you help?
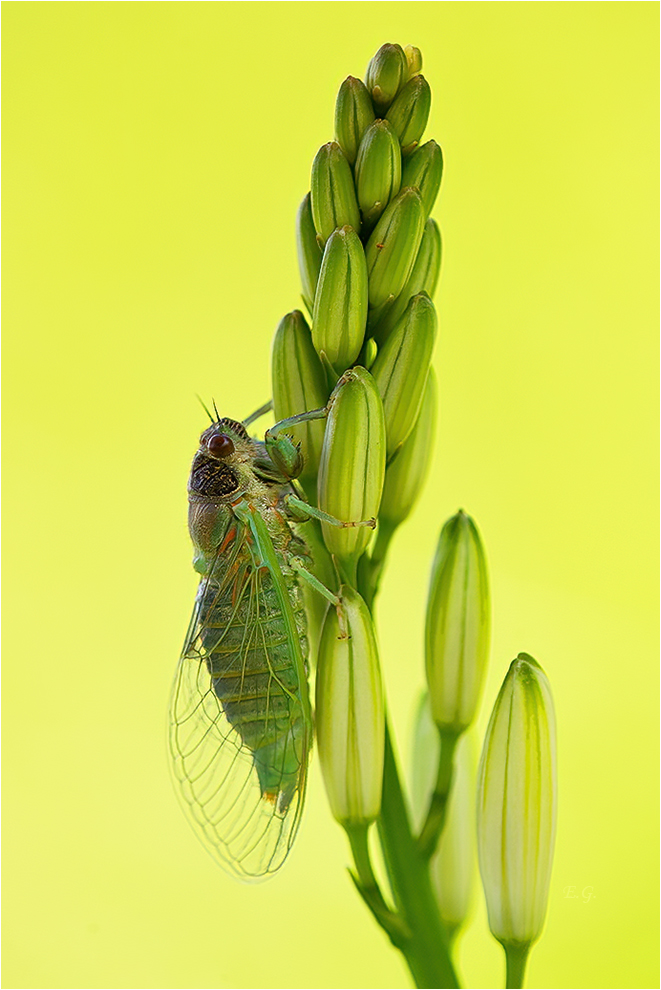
[355,119,402,231]
[271,310,328,484]
[401,140,443,217]
[316,585,385,826]
[312,226,368,374]
[371,217,441,345]
[364,187,426,309]
[311,142,361,247]
[379,368,437,530]
[334,75,375,166]
[317,367,386,574]
[425,510,490,735]
[370,292,436,459]
[365,43,408,113]
[404,45,423,78]
[386,74,432,156]
[296,193,323,314]
[477,654,557,972]
[410,696,474,941]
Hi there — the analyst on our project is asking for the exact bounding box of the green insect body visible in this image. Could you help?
[169,417,314,881]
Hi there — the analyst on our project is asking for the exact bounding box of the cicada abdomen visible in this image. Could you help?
[198,534,309,812]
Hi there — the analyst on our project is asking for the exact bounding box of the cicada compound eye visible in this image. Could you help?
[208,433,235,458]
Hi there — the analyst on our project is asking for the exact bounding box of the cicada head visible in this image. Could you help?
[189,418,255,499]
[187,418,259,563]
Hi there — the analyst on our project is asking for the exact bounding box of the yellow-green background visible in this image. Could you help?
[3,3,658,988]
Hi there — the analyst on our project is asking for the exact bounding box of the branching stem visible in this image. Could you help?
[417,727,459,859]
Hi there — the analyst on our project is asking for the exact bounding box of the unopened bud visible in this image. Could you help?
[404,45,423,78]
[425,510,490,734]
[311,226,368,374]
[365,43,408,113]
[401,140,443,217]
[370,291,436,459]
[355,119,402,231]
[296,193,323,315]
[271,310,328,483]
[364,187,426,309]
[386,74,432,156]
[379,368,437,529]
[317,367,385,572]
[477,654,557,955]
[316,585,385,826]
[335,75,376,166]
[372,217,441,345]
[311,142,361,247]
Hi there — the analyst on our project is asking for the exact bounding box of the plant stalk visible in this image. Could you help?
[377,724,460,989]
[504,943,530,989]
[417,727,458,858]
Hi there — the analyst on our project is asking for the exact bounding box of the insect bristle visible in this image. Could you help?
[196,394,215,424]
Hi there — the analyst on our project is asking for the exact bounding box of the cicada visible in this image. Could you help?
[169,411,332,880]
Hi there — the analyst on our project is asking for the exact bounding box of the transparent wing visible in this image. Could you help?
[169,527,311,881]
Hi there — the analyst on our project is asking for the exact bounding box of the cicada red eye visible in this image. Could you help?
[208,433,235,457]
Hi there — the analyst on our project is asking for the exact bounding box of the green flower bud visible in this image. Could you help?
[316,585,385,826]
[425,510,490,735]
[410,695,474,941]
[477,654,557,964]
[317,367,385,574]
[334,75,375,166]
[401,140,443,217]
[371,217,441,345]
[355,119,402,231]
[365,43,408,113]
[271,310,328,483]
[386,74,432,156]
[296,193,323,315]
[310,142,361,247]
[364,187,426,309]
[404,45,423,78]
[370,292,436,459]
[311,226,368,374]
[379,368,437,529]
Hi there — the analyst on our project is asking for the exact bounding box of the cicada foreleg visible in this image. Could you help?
[264,406,328,481]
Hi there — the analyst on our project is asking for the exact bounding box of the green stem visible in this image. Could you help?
[504,943,530,989]
[361,520,396,609]
[377,724,459,989]
[416,728,458,858]
[344,823,407,947]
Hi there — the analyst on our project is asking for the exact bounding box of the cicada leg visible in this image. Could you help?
[242,399,273,427]
[264,407,329,481]
[283,494,376,532]
[289,558,353,639]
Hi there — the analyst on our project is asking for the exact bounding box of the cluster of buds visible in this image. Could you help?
[269,43,558,985]
[273,41,441,483]
[270,42,443,829]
